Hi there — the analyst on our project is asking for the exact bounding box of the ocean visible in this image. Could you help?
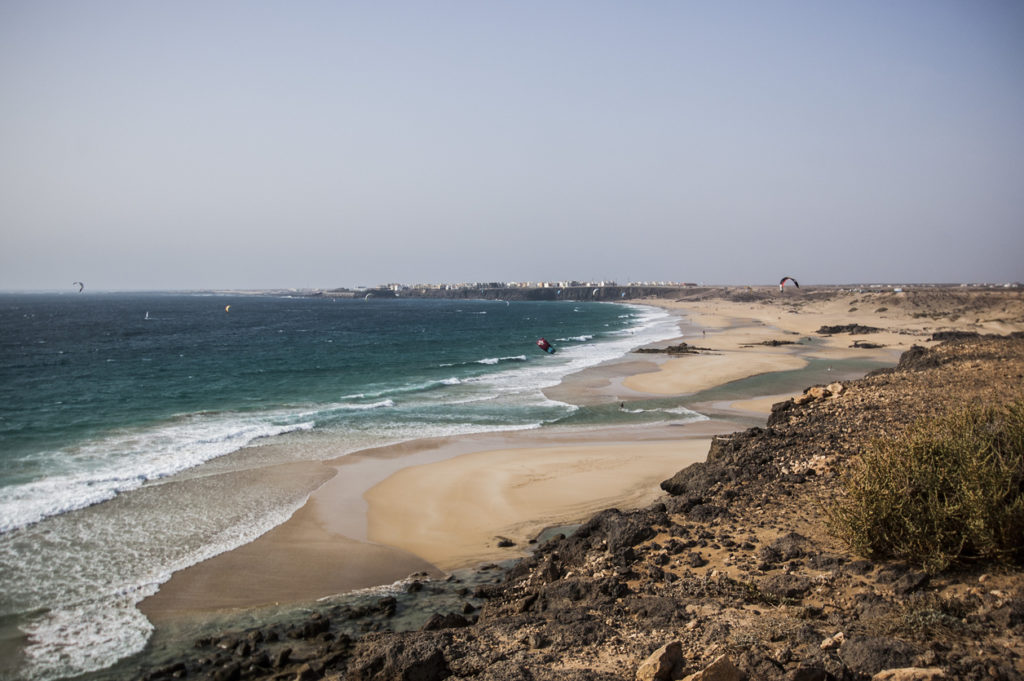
[0,293,695,680]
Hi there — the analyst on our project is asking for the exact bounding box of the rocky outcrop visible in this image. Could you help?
[817,324,882,334]
[635,343,708,354]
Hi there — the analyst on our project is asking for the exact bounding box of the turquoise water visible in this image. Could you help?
[0,293,692,680]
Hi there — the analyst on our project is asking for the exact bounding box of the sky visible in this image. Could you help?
[2,1,1022,291]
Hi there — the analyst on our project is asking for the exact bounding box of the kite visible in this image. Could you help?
[779,277,799,292]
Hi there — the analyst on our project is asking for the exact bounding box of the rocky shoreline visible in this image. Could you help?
[125,332,1024,681]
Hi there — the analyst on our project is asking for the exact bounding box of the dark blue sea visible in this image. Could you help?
[0,293,692,680]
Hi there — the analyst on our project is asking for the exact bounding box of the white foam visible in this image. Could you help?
[621,406,708,420]
[663,406,707,417]
[476,355,527,365]
[0,415,314,533]
[4,469,315,681]
[346,376,472,401]
[18,584,157,681]
[337,399,395,410]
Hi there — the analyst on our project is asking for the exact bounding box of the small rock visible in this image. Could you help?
[273,647,292,668]
[528,631,550,649]
[892,571,929,595]
[294,661,323,680]
[789,664,829,681]
[151,662,186,678]
[820,632,845,650]
[686,551,708,568]
[871,668,946,681]
[212,662,241,681]
[682,654,742,681]
[845,560,873,575]
[636,641,684,681]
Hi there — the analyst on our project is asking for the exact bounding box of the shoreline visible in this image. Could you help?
[140,289,950,624]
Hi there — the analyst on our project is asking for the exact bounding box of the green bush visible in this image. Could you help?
[828,401,1024,573]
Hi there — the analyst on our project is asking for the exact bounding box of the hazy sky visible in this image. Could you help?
[2,1,1022,290]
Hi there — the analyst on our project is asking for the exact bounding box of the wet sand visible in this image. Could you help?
[365,437,712,570]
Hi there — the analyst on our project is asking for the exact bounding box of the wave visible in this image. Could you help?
[0,415,314,534]
[337,399,395,410]
[555,334,594,342]
[441,355,528,368]
[366,377,466,398]
[476,355,527,365]
[621,406,708,419]
[6,475,315,681]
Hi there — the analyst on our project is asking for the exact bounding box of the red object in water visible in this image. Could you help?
[536,338,555,354]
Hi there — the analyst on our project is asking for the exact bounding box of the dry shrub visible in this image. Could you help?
[828,401,1024,573]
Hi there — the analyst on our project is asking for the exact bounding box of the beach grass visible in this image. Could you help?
[828,400,1024,573]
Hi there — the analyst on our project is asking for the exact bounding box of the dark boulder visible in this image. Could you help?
[839,636,919,677]
[606,512,657,552]
[991,594,1024,629]
[892,571,930,596]
[211,662,241,681]
[930,330,980,342]
[758,574,813,599]
[768,399,796,426]
[420,613,471,631]
[288,613,330,640]
[759,532,814,565]
[346,632,451,681]
[893,345,943,372]
[687,504,728,523]
[661,461,730,497]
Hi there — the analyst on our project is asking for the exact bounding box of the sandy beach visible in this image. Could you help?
[365,438,712,571]
[142,287,1012,622]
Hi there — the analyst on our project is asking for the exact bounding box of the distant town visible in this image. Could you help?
[278,280,1021,302]
[315,280,698,301]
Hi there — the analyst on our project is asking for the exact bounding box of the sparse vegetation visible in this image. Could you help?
[828,401,1024,573]
[869,592,974,642]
